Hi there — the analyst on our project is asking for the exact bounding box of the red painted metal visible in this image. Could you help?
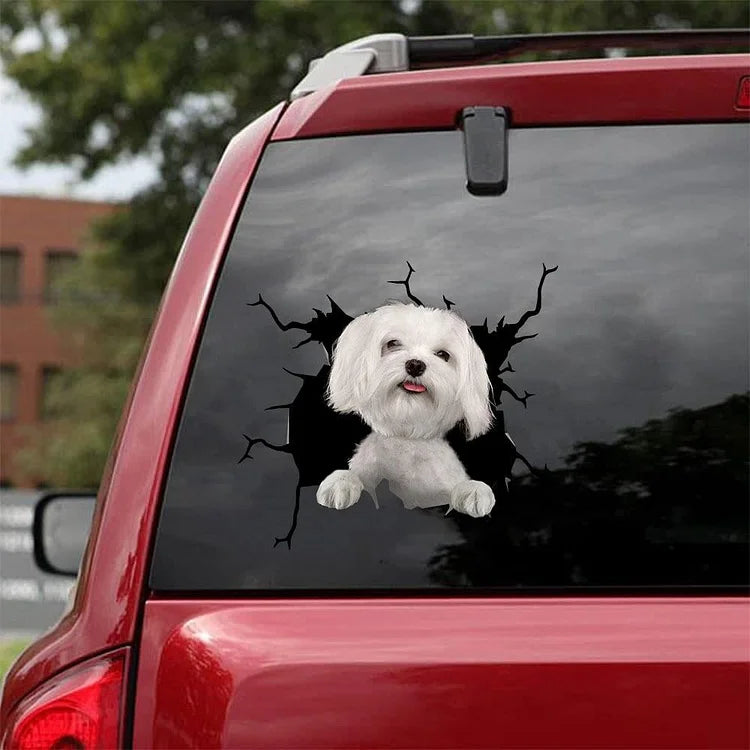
[0,102,286,724]
[132,598,750,749]
[273,55,750,140]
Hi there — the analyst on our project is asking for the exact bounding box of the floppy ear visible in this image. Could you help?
[458,331,493,439]
[327,312,378,414]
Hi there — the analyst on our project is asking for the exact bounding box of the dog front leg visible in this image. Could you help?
[449,480,496,518]
[316,437,381,511]
[316,469,364,510]
[348,440,382,509]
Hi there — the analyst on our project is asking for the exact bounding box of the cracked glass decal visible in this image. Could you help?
[240,263,555,548]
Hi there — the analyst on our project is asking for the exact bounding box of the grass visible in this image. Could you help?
[0,639,31,682]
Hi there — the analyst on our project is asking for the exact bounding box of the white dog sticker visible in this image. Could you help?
[316,303,496,517]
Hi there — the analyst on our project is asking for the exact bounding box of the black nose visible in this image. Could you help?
[405,359,426,377]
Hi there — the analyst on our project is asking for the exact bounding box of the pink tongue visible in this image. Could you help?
[403,381,426,393]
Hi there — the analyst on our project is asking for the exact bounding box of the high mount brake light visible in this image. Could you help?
[3,650,126,750]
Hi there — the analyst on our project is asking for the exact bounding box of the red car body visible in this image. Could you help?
[2,51,749,748]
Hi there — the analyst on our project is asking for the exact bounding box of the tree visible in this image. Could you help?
[429,393,750,588]
[1,0,747,486]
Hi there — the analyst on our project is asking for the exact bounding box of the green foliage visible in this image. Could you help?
[16,245,153,487]
[0,639,31,681]
[430,393,749,586]
[2,0,746,486]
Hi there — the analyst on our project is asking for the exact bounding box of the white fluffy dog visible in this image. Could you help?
[316,303,496,517]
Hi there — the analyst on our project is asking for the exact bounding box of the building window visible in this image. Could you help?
[40,366,63,420]
[44,249,78,303]
[0,247,22,304]
[0,364,19,421]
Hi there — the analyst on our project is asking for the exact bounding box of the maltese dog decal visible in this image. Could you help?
[318,303,496,518]
[242,262,556,548]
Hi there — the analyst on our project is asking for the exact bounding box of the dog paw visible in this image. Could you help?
[316,470,364,510]
[450,480,495,518]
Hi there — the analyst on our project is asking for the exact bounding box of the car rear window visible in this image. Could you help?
[150,123,749,593]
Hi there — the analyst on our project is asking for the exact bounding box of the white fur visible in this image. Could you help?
[317,303,496,517]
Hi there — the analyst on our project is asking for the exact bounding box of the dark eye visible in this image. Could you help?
[435,350,450,362]
[385,339,401,350]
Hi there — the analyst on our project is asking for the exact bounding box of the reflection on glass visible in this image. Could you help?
[42,496,95,574]
[431,393,749,587]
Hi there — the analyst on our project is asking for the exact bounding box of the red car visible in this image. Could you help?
[2,30,749,749]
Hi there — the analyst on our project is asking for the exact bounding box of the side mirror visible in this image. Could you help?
[33,493,96,576]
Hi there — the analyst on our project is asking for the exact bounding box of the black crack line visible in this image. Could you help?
[499,382,534,408]
[282,368,316,382]
[513,332,539,344]
[273,483,302,550]
[291,335,313,349]
[248,294,308,333]
[513,450,549,479]
[265,403,293,411]
[510,263,558,331]
[238,434,292,463]
[388,261,424,306]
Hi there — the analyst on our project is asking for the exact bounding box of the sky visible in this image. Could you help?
[0,70,157,202]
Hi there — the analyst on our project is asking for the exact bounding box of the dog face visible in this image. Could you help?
[327,303,492,440]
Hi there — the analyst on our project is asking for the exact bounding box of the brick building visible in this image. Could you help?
[0,195,115,487]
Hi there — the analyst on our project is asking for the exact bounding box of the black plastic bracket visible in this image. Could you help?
[461,106,509,197]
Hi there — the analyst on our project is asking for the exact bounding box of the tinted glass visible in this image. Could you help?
[151,125,749,592]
